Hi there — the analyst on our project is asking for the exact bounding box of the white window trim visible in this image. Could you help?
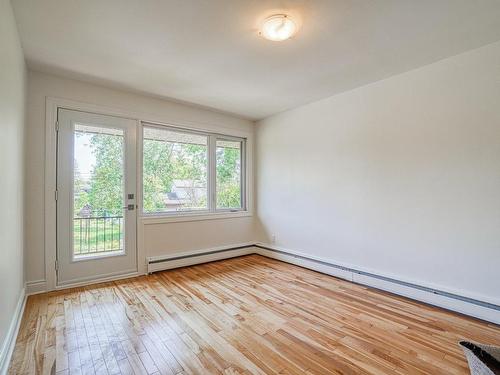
[140,121,249,223]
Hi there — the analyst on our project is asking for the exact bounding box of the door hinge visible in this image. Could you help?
[55,120,59,132]
[55,260,58,271]
[54,190,58,201]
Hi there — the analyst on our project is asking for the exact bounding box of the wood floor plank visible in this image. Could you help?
[8,255,500,374]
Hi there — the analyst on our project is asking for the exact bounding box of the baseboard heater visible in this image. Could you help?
[146,244,254,274]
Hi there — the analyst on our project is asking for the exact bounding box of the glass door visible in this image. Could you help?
[56,109,137,286]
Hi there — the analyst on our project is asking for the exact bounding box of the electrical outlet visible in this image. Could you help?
[271,234,276,244]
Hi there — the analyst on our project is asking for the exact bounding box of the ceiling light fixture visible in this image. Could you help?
[260,14,297,41]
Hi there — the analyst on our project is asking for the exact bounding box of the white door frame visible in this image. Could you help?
[56,109,138,285]
[44,96,254,291]
[45,97,146,290]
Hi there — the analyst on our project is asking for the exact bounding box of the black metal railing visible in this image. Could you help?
[73,216,123,256]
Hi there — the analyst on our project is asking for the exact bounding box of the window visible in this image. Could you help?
[216,139,243,209]
[142,124,246,215]
[73,124,125,257]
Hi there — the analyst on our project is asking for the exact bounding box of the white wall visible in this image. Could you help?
[25,71,254,286]
[0,0,26,363]
[256,41,500,306]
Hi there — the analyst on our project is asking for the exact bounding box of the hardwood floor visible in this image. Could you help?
[9,255,500,374]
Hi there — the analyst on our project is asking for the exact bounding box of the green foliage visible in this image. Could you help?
[142,139,175,212]
[216,146,241,208]
[86,133,124,216]
[73,159,89,213]
[143,140,207,212]
[73,133,241,217]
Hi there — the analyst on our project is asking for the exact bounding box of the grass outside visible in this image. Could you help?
[73,217,123,255]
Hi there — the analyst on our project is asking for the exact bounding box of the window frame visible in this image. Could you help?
[214,135,246,212]
[140,122,247,219]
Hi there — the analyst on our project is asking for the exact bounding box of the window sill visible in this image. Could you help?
[140,210,252,225]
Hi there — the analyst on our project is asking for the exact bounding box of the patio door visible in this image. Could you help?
[56,109,137,286]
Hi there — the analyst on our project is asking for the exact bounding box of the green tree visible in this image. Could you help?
[143,140,208,211]
[216,145,241,208]
[142,139,176,212]
[73,159,89,215]
[86,133,124,216]
[80,133,241,215]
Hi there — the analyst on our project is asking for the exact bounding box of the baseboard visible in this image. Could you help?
[147,242,255,273]
[0,287,26,375]
[25,279,47,295]
[254,243,500,325]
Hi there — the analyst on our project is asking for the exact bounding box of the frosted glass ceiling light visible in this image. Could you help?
[261,14,297,41]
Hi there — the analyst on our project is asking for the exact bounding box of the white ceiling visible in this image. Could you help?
[12,0,500,120]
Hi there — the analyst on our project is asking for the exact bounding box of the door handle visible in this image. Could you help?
[123,204,135,211]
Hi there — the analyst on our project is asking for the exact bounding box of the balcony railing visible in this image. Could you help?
[73,216,123,256]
